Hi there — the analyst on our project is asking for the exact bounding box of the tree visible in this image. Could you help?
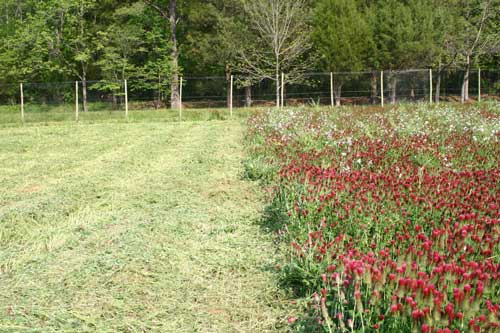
[424,0,460,103]
[313,0,374,105]
[217,0,256,107]
[236,0,311,107]
[139,15,173,109]
[176,0,227,107]
[371,0,437,104]
[95,1,173,109]
[1,0,497,110]
[39,0,101,112]
[451,0,498,102]
[0,1,59,84]
[95,25,140,108]
[144,0,180,109]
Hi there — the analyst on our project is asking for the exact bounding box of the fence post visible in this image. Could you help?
[478,68,481,102]
[179,77,183,121]
[230,75,233,118]
[20,83,24,123]
[330,72,334,107]
[75,81,79,121]
[380,71,384,107]
[281,72,284,109]
[429,69,433,104]
[124,79,129,119]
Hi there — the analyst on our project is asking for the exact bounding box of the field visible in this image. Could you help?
[0,118,290,332]
[244,103,500,332]
[1,103,499,333]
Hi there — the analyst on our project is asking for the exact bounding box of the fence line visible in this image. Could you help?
[1,68,499,122]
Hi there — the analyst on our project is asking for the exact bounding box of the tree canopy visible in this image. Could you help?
[0,0,498,104]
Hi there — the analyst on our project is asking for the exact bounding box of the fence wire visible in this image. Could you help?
[128,79,169,110]
[183,76,228,108]
[1,69,499,122]
[84,80,125,112]
[383,70,430,104]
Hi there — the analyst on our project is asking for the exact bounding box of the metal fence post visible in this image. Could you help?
[330,72,334,107]
[478,68,481,102]
[380,71,384,107]
[230,75,233,118]
[281,72,284,109]
[429,69,433,104]
[75,81,79,121]
[179,77,183,121]
[124,79,129,119]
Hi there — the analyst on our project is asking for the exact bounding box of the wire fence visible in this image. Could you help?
[0,69,498,122]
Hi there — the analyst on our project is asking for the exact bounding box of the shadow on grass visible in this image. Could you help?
[259,193,288,234]
[244,171,323,298]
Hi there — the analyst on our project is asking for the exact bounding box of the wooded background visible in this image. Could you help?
[0,0,498,110]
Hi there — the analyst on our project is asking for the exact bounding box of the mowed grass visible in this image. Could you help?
[0,120,291,332]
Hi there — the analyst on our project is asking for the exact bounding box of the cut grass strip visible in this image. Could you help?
[0,120,290,332]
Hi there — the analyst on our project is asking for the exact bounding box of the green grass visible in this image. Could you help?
[0,104,258,127]
[0,120,292,332]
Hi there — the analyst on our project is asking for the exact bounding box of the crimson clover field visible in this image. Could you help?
[244,103,500,333]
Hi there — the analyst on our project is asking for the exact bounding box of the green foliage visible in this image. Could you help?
[313,0,374,72]
[371,0,437,69]
[0,0,498,87]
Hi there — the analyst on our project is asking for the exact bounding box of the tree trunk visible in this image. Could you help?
[245,85,252,107]
[282,83,285,107]
[370,72,378,104]
[169,0,180,109]
[390,76,397,104]
[410,87,415,100]
[156,73,161,109]
[461,54,470,103]
[435,70,441,103]
[78,1,88,113]
[82,77,88,112]
[226,66,231,108]
[112,93,117,110]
